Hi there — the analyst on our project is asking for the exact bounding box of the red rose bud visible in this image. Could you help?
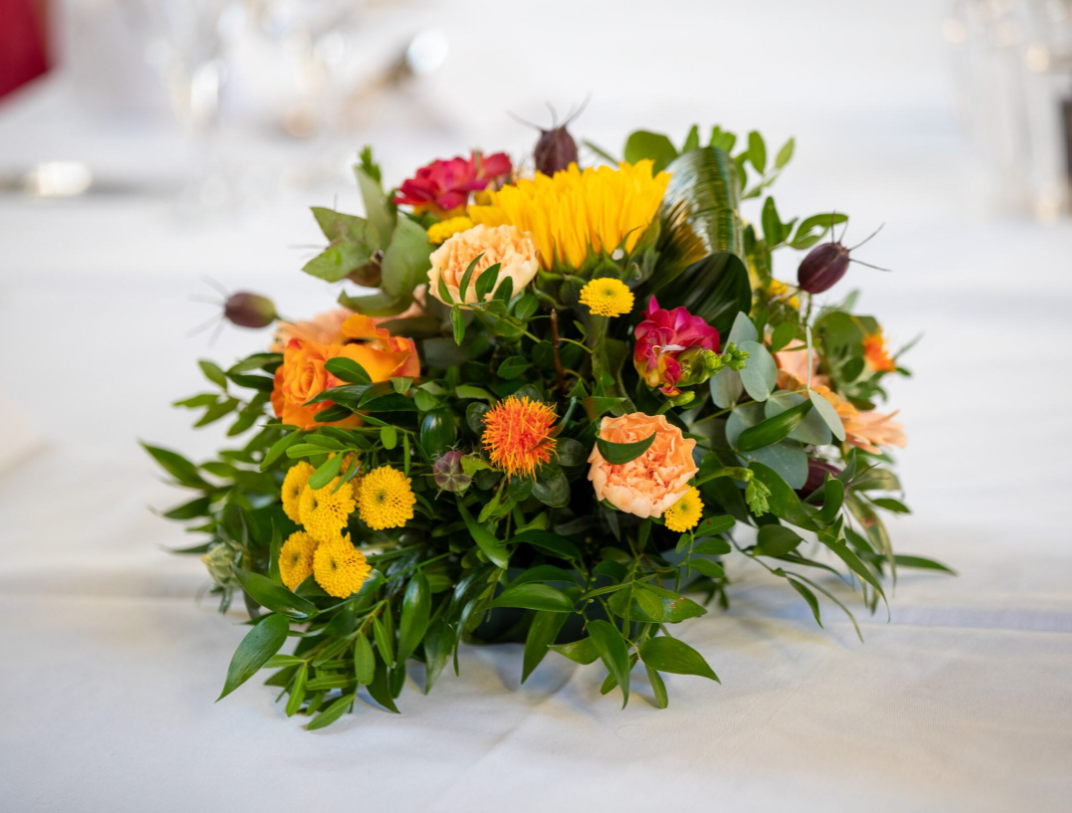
[797,242,850,294]
[223,292,277,329]
[534,125,579,176]
[433,451,471,493]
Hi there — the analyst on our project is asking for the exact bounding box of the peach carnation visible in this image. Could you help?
[587,413,698,519]
[428,224,538,307]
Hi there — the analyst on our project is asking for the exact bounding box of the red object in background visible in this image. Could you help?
[0,0,50,99]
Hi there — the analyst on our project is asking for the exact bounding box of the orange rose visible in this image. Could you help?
[271,318,419,429]
[587,413,698,519]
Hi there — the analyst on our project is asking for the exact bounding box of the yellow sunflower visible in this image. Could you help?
[469,161,670,270]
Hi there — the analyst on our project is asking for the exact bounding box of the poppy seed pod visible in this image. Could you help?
[223,292,277,328]
[797,242,850,294]
[433,451,471,493]
[534,125,579,176]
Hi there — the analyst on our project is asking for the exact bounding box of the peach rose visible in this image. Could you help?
[428,224,538,307]
[271,319,418,429]
[271,292,428,352]
[588,413,698,519]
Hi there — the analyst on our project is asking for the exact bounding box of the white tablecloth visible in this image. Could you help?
[1,2,1071,809]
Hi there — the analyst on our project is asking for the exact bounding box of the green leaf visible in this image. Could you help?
[372,615,394,668]
[747,130,766,174]
[821,536,888,612]
[397,571,431,663]
[642,147,749,334]
[457,252,483,301]
[556,437,586,466]
[380,215,431,297]
[809,390,846,441]
[586,620,632,707]
[710,368,744,409]
[819,478,845,523]
[596,432,655,464]
[141,443,209,488]
[354,166,394,248]
[306,693,355,730]
[199,360,228,389]
[285,663,308,716]
[422,619,456,693]
[217,614,290,700]
[871,497,911,514]
[549,636,600,665]
[324,357,372,385]
[623,130,678,174]
[457,501,510,569]
[682,124,700,153]
[737,340,777,401]
[892,554,956,575]
[736,400,813,451]
[367,655,400,713]
[497,355,530,380]
[513,293,539,320]
[769,322,797,353]
[774,137,795,169]
[450,305,465,345]
[522,611,569,683]
[755,524,804,556]
[474,261,501,300]
[532,465,571,508]
[727,310,758,345]
[687,558,725,579]
[491,583,575,613]
[379,424,398,450]
[639,635,719,682]
[693,537,733,556]
[303,242,372,282]
[353,634,375,685]
[311,206,375,244]
[231,566,317,619]
[337,289,411,318]
[511,530,582,562]
[646,664,669,709]
[786,578,822,628]
[306,454,343,490]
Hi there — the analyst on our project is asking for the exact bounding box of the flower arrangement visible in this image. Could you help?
[148,123,951,729]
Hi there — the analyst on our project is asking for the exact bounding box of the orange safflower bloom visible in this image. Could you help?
[863,331,897,373]
[482,396,557,479]
[271,318,419,429]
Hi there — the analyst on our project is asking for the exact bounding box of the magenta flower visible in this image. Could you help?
[392,152,512,216]
[633,296,720,395]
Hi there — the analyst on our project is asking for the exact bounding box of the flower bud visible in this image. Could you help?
[201,543,237,588]
[797,242,850,294]
[534,126,579,176]
[800,459,841,497]
[677,348,723,387]
[347,251,383,288]
[223,292,277,328]
[433,451,471,493]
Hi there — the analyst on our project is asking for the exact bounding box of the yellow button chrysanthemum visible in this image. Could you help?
[427,216,474,245]
[281,461,315,524]
[313,534,371,598]
[279,530,318,590]
[299,477,356,542]
[579,277,635,318]
[664,487,704,533]
[357,466,416,531]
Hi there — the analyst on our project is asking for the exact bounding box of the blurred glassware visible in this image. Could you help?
[946,0,1072,220]
[122,0,245,211]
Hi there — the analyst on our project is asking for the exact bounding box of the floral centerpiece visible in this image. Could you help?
[147,121,950,728]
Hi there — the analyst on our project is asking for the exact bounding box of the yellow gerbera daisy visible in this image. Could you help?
[278,530,318,590]
[299,477,356,542]
[579,277,635,317]
[281,461,315,524]
[357,466,416,530]
[427,216,474,245]
[313,534,371,598]
[469,161,670,270]
[664,487,703,532]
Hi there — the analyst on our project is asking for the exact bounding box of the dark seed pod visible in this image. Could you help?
[797,242,850,294]
[534,125,579,175]
[799,459,842,498]
[223,292,277,328]
[433,451,471,493]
